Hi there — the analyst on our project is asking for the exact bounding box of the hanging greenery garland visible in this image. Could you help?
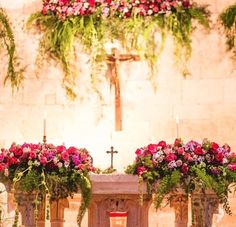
[27,0,210,99]
[0,7,24,90]
[220,3,236,57]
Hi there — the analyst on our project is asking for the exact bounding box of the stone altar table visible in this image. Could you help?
[88,174,152,227]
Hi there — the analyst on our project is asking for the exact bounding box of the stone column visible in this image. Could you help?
[191,190,219,227]
[170,194,188,227]
[50,198,69,227]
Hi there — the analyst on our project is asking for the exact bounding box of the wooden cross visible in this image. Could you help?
[106,146,118,169]
[106,48,140,131]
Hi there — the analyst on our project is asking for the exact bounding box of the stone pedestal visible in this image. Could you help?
[50,198,69,227]
[170,193,188,227]
[88,174,152,227]
[14,192,45,227]
[191,190,219,227]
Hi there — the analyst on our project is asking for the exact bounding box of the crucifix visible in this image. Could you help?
[106,146,118,169]
[106,48,140,131]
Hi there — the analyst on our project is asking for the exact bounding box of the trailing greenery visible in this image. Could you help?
[0,8,23,90]
[154,170,181,209]
[27,0,210,99]
[220,3,236,56]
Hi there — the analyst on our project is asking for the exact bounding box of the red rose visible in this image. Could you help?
[211,142,219,153]
[8,157,19,166]
[181,163,189,173]
[158,141,167,149]
[67,146,77,155]
[182,1,190,8]
[165,153,177,162]
[0,163,5,172]
[194,146,203,155]
[215,153,224,163]
[14,148,23,158]
[56,145,66,154]
[89,0,95,7]
[177,147,184,155]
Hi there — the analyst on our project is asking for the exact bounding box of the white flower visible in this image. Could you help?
[148,10,153,15]
[64,161,69,168]
[4,168,9,177]
[34,160,40,166]
[23,147,31,153]
[57,162,63,168]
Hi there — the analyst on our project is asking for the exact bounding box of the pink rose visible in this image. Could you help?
[228,163,236,171]
[135,148,144,156]
[40,156,47,165]
[61,151,69,162]
[147,144,158,154]
[29,151,36,160]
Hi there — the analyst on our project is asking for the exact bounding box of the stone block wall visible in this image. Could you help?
[0,0,236,225]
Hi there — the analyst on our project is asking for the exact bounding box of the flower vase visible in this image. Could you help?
[191,189,219,227]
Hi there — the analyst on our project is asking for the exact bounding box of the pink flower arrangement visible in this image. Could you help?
[0,143,95,178]
[0,142,95,226]
[41,0,193,20]
[126,138,236,212]
[130,139,235,177]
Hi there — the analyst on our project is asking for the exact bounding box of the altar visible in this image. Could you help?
[1,174,227,227]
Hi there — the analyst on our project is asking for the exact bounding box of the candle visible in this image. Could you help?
[43,112,47,137]
[175,115,180,138]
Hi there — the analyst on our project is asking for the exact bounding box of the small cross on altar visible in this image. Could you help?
[106,48,140,131]
[106,146,118,169]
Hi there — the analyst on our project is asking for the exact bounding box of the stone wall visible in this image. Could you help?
[0,0,236,226]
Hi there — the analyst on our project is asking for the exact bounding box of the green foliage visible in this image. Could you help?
[153,170,181,209]
[192,165,232,214]
[76,174,92,227]
[0,8,24,90]
[16,169,41,192]
[220,4,236,54]
[27,3,210,99]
